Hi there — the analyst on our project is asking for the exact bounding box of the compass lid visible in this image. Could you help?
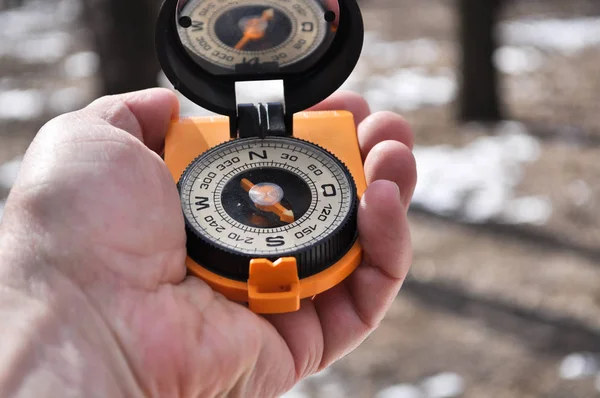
[155,0,364,131]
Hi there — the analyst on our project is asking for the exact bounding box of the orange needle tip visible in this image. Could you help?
[281,209,295,224]
[262,8,275,20]
[241,178,254,192]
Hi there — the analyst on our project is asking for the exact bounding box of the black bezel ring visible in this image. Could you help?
[177,136,359,281]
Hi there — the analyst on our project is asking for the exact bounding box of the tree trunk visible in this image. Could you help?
[0,0,24,10]
[83,0,161,96]
[458,0,504,122]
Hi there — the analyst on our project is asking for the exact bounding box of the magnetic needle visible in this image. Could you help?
[156,0,365,313]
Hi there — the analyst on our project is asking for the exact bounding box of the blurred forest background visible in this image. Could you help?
[1,0,600,397]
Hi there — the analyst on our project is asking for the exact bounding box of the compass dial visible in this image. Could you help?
[176,0,332,71]
[178,137,358,281]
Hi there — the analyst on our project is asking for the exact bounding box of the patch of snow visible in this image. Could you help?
[0,157,22,191]
[0,200,4,223]
[419,373,465,398]
[363,68,457,112]
[63,51,100,78]
[501,17,600,55]
[0,7,56,38]
[560,353,600,380]
[413,125,548,225]
[498,121,541,157]
[343,32,457,111]
[494,46,544,75]
[48,86,88,114]
[342,33,455,112]
[376,384,424,398]
[0,90,44,121]
[315,381,345,398]
[11,31,72,63]
[501,196,553,226]
[407,39,442,66]
[0,0,79,62]
[361,33,442,69]
[0,0,80,39]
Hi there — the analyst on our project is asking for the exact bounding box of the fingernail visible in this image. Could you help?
[373,179,401,202]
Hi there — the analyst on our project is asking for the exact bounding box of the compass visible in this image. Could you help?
[156,0,365,313]
[179,136,358,281]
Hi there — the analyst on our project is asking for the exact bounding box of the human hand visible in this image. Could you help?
[0,88,416,397]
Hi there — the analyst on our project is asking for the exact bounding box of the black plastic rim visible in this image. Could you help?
[155,0,364,118]
[177,136,359,282]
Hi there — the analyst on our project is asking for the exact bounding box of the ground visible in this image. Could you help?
[1,0,600,397]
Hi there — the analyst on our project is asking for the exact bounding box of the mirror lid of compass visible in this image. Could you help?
[156,0,364,122]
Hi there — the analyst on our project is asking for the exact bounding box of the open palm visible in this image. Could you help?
[0,88,416,397]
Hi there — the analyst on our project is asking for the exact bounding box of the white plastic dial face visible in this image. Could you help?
[176,0,328,69]
[179,138,354,256]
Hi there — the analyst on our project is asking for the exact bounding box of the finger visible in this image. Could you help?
[358,111,414,161]
[264,181,407,379]
[150,277,295,396]
[308,90,371,127]
[344,180,412,329]
[262,300,325,380]
[313,180,410,368]
[85,88,180,153]
[265,141,416,374]
[363,140,417,209]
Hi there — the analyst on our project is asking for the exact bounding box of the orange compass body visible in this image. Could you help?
[156,0,365,313]
[164,111,366,313]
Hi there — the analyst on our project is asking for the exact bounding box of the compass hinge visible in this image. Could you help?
[236,103,292,139]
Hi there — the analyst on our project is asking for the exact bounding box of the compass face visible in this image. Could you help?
[179,137,356,262]
[221,168,313,229]
[176,0,334,73]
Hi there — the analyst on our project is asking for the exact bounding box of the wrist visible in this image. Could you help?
[0,232,144,398]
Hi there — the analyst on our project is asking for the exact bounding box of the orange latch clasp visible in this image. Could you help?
[248,257,300,314]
